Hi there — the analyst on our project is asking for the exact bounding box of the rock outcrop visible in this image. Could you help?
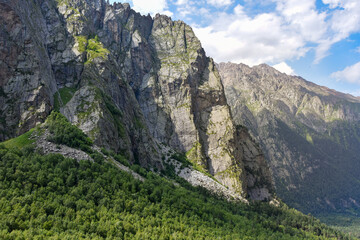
[0,0,273,200]
[218,62,360,213]
[34,127,146,182]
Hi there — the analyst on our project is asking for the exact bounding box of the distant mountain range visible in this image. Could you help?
[219,62,360,217]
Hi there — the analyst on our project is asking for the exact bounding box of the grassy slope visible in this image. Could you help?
[2,128,35,149]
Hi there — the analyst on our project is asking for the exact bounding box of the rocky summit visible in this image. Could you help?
[218,62,360,215]
[0,0,273,200]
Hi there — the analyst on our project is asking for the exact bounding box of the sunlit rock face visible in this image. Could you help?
[0,0,273,200]
[219,61,360,213]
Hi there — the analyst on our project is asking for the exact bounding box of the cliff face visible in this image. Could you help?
[0,0,56,138]
[218,62,360,213]
[0,0,273,199]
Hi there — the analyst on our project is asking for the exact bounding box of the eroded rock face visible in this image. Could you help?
[135,15,256,196]
[0,1,56,139]
[218,62,360,213]
[0,0,273,199]
[1,0,162,169]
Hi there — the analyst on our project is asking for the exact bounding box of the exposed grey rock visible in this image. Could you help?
[0,0,273,200]
[35,129,145,181]
[110,157,145,182]
[218,61,360,213]
[35,129,92,161]
[0,0,56,139]
[160,144,248,202]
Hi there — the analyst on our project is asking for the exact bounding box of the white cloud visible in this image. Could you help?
[161,10,174,17]
[275,0,327,42]
[315,0,360,62]
[193,4,308,65]
[171,0,198,20]
[356,46,360,53]
[272,0,330,63]
[132,0,172,16]
[176,5,197,17]
[273,62,296,75]
[207,0,234,7]
[199,7,211,16]
[175,0,188,5]
[348,89,360,97]
[331,62,360,84]
[322,0,341,8]
[273,0,360,63]
[192,0,360,66]
[124,0,360,67]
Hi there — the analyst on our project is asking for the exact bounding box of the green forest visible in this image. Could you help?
[0,113,354,239]
[0,147,353,239]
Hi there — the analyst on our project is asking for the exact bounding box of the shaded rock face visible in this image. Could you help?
[218,62,360,213]
[1,0,161,168]
[0,1,56,139]
[0,0,273,199]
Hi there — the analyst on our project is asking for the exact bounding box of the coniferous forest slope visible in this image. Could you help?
[0,113,351,239]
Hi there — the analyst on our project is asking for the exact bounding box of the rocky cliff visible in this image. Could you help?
[0,0,273,200]
[218,62,360,213]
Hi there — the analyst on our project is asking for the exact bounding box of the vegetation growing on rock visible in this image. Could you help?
[45,112,93,152]
[54,87,77,112]
[1,129,35,149]
[85,36,110,63]
[74,35,110,63]
[75,35,87,53]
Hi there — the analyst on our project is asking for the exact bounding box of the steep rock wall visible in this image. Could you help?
[0,0,273,199]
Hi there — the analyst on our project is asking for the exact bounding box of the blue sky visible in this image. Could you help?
[110,0,360,96]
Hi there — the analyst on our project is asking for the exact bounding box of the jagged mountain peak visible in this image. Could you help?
[219,61,360,103]
[0,0,273,201]
[218,61,360,131]
[218,62,287,77]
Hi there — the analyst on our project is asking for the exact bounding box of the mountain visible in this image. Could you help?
[1,0,358,238]
[218,62,360,218]
[0,0,274,200]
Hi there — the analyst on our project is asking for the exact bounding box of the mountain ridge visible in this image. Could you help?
[218,61,360,216]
